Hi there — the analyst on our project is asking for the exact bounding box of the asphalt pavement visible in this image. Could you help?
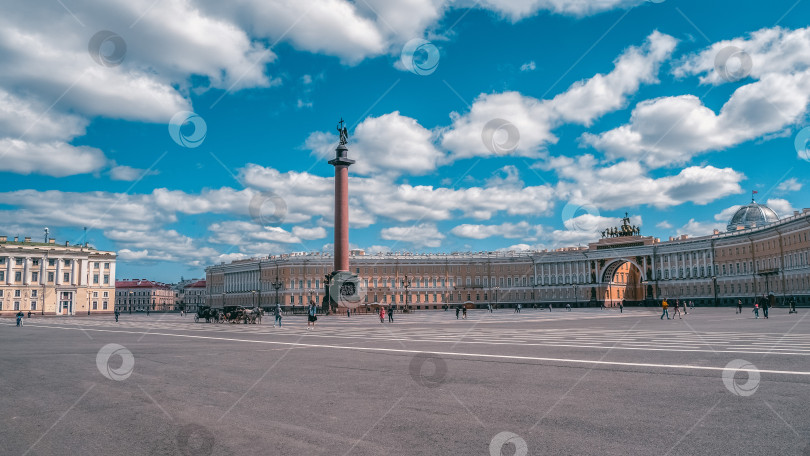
[1,307,808,455]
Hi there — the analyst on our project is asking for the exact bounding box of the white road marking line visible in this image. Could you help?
[13,323,810,376]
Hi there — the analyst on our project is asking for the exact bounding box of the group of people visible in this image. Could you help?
[377,305,395,323]
[660,299,694,319]
[455,306,468,319]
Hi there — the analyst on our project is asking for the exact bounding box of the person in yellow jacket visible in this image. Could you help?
[660,299,670,320]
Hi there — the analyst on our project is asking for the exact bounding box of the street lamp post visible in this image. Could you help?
[711,276,718,307]
[252,290,257,309]
[494,286,499,309]
[573,283,578,308]
[403,275,411,312]
[128,291,133,314]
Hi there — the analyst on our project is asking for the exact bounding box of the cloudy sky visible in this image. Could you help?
[2,0,809,282]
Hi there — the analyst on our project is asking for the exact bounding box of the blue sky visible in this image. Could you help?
[1,0,809,282]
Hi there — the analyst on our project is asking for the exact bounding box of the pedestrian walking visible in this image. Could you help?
[114,308,120,323]
[514,304,518,313]
[566,303,571,311]
[456,306,460,319]
[307,301,317,330]
[762,298,769,319]
[146,308,150,316]
[517,303,521,313]
[388,305,394,323]
[16,311,24,327]
[462,306,467,319]
[789,298,797,314]
[660,299,670,320]
[274,304,283,327]
[753,303,759,319]
[672,300,682,319]
[737,299,743,314]
[619,301,624,313]
[548,303,552,312]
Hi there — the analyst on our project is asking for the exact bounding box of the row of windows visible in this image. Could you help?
[0,257,111,268]
[0,290,38,298]
[0,301,37,310]
[0,270,109,284]
[115,290,171,296]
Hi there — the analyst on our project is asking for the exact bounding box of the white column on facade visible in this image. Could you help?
[56,258,63,285]
[39,258,46,285]
[71,259,78,285]
[109,261,116,286]
[23,257,30,285]
[642,256,648,280]
[6,259,11,284]
[79,259,88,286]
[659,255,664,279]
[670,253,681,278]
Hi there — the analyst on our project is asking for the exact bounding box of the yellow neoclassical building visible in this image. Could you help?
[0,235,116,316]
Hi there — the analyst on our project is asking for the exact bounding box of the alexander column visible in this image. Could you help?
[325,119,360,313]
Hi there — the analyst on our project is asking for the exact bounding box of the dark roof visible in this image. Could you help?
[115,279,172,289]
[185,280,206,288]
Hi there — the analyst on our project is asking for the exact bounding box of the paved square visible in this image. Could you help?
[3,308,809,455]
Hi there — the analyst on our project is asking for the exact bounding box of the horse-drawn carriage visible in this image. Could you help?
[221,306,263,324]
[194,306,222,323]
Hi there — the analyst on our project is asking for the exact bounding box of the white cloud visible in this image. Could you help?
[674,26,810,84]
[550,154,745,209]
[656,221,673,229]
[292,226,327,240]
[765,198,795,217]
[582,73,810,167]
[306,112,444,176]
[776,177,802,193]
[107,229,220,266]
[585,26,810,167]
[520,61,536,72]
[209,221,302,245]
[450,221,542,240]
[440,32,676,160]
[472,0,644,21]
[0,140,107,177]
[109,165,159,181]
[366,245,392,254]
[380,223,445,248]
[676,218,726,238]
